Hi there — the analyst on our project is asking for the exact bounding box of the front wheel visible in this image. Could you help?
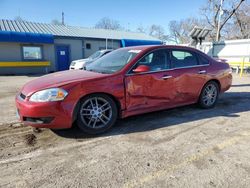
[198,81,219,109]
[77,94,118,135]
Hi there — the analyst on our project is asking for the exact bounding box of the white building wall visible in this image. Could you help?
[201,39,250,62]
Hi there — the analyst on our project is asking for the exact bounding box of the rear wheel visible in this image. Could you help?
[77,94,118,135]
[199,81,219,109]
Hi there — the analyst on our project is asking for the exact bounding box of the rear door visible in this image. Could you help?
[168,49,209,104]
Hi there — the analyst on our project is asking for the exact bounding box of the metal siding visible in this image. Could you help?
[0,20,5,31]
[15,21,26,32]
[3,20,11,31]
[20,22,31,32]
[12,21,21,32]
[30,22,41,33]
[7,21,15,31]
[33,22,45,33]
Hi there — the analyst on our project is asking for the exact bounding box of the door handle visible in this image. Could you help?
[162,75,173,80]
[198,70,206,74]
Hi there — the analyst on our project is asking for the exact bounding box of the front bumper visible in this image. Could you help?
[15,94,73,129]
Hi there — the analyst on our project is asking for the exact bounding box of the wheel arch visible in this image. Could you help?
[207,79,221,92]
[72,92,122,124]
[198,79,221,100]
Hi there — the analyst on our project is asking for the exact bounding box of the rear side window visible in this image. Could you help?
[170,50,198,68]
[198,55,210,65]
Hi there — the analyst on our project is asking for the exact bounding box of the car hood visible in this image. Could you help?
[73,58,90,63]
[21,70,106,96]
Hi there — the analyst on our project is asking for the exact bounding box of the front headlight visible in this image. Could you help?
[29,88,68,102]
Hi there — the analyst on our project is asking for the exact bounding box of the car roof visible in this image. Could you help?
[122,45,211,60]
[123,45,198,51]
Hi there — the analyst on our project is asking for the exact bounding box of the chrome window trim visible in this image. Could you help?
[125,48,211,76]
[125,64,210,76]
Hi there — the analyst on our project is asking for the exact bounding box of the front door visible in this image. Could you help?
[56,45,70,71]
[125,49,177,113]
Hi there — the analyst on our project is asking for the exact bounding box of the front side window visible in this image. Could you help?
[135,49,169,72]
[170,50,198,68]
[23,46,42,60]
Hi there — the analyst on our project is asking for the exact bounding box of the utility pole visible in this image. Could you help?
[62,12,65,25]
[216,0,224,42]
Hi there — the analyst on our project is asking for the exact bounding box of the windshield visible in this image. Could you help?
[86,48,140,74]
[88,51,102,60]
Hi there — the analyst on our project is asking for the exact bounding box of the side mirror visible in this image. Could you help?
[133,65,150,73]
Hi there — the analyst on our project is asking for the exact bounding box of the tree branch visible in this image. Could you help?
[219,0,245,32]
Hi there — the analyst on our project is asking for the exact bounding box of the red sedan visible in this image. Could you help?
[16,45,232,134]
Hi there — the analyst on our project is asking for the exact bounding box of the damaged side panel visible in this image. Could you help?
[123,67,208,118]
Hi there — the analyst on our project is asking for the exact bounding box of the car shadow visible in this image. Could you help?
[52,91,250,139]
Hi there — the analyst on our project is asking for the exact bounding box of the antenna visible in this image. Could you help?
[62,12,65,25]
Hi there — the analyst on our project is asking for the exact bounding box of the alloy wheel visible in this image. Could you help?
[79,97,112,129]
[202,83,218,106]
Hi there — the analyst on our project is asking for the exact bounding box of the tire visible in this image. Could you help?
[77,94,118,135]
[198,81,219,109]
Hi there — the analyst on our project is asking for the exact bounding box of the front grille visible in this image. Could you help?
[20,93,26,100]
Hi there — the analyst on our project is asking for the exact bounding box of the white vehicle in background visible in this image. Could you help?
[69,49,113,70]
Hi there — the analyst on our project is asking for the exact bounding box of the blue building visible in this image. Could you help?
[0,19,161,74]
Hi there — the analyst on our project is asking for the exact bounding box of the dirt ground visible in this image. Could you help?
[0,74,250,188]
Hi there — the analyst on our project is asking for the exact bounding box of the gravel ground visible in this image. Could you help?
[0,74,250,188]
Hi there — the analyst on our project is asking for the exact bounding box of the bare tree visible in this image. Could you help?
[233,3,250,39]
[201,0,246,41]
[136,24,169,42]
[136,25,147,33]
[148,24,169,41]
[95,17,122,30]
[168,18,204,44]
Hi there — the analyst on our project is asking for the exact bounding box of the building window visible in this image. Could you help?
[86,43,91,49]
[22,46,42,60]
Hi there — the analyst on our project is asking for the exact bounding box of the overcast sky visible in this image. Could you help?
[0,0,212,33]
